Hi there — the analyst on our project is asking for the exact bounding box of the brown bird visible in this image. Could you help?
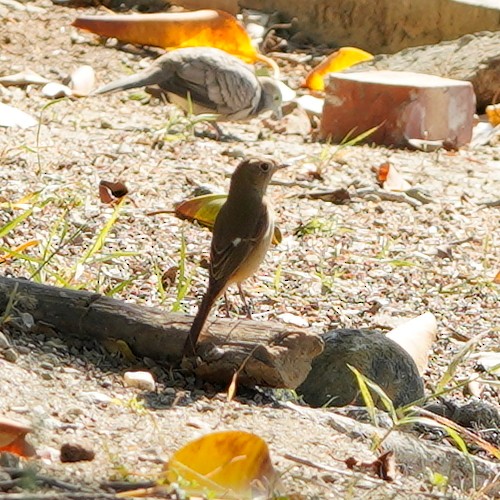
[183,157,284,357]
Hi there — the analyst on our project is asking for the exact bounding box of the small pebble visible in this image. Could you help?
[0,453,19,468]
[60,442,95,463]
[79,391,112,404]
[2,347,19,363]
[123,371,156,392]
[61,367,80,374]
[70,65,95,96]
[277,312,309,328]
[0,330,11,349]
[42,82,71,99]
[10,406,29,414]
[20,312,34,329]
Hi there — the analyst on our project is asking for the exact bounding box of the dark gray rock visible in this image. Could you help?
[297,328,424,409]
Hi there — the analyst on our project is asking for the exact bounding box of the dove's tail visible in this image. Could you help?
[93,66,164,95]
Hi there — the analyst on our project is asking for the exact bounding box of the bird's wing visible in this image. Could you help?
[210,201,269,283]
[163,50,260,115]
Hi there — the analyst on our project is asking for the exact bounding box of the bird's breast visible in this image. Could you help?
[230,204,275,284]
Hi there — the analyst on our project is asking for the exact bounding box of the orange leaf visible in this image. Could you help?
[376,162,411,192]
[164,430,277,497]
[493,270,500,284]
[376,161,391,183]
[0,240,39,264]
[303,47,373,91]
[0,417,36,457]
[73,10,259,64]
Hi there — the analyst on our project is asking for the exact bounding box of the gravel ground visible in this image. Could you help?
[0,0,499,498]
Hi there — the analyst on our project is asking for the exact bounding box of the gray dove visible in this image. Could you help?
[95,47,282,122]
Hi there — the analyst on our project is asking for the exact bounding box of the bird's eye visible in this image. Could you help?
[259,162,271,172]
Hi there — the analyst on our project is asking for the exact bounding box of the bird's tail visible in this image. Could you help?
[183,279,226,357]
[93,66,164,95]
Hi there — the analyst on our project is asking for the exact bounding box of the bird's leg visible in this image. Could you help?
[209,122,224,139]
[237,284,253,319]
[192,121,223,141]
[223,292,232,318]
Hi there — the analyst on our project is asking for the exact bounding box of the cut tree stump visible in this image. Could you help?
[0,276,323,389]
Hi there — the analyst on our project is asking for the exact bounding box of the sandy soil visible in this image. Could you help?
[0,0,499,498]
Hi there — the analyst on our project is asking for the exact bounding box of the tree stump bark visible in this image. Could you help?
[0,276,323,388]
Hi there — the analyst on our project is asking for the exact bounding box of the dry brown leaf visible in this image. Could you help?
[161,266,179,289]
[99,180,129,204]
[372,450,396,481]
[345,450,396,482]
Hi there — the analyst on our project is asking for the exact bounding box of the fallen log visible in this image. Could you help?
[0,276,323,389]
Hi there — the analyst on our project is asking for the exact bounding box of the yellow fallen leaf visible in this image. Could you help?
[486,104,500,126]
[102,339,137,363]
[73,10,263,66]
[175,194,282,244]
[164,430,277,498]
[303,46,373,91]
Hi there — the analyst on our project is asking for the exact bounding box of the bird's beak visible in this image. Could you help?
[272,106,283,120]
[277,162,290,170]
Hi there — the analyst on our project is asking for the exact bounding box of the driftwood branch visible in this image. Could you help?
[0,276,323,388]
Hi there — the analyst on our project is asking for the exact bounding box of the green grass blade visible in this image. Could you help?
[436,333,485,392]
[78,199,125,266]
[0,207,33,238]
[348,365,377,425]
[172,231,192,313]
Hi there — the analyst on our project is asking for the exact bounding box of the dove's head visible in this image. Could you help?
[258,77,283,120]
